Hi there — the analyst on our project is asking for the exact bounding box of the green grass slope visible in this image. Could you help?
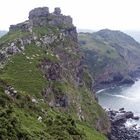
[78,31,140,81]
[78,33,125,77]
[0,27,109,139]
[78,33,119,59]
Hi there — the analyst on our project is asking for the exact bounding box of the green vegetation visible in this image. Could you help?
[78,33,127,77]
[33,25,59,37]
[0,45,47,97]
[0,84,107,140]
[0,25,109,139]
[78,33,118,59]
[78,123,107,140]
[0,30,30,44]
[0,95,83,139]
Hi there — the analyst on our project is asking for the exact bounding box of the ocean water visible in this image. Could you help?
[97,80,140,126]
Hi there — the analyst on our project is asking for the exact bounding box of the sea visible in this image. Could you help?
[96,80,140,127]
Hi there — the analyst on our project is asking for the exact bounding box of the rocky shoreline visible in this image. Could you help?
[107,108,140,140]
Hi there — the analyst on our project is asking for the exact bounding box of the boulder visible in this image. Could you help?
[125,111,134,119]
[108,109,140,140]
[119,108,124,111]
[132,116,139,120]
[112,114,127,125]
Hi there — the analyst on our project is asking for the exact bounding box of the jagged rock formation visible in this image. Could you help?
[0,7,77,66]
[79,29,140,90]
[107,109,140,140]
[0,7,110,139]
[10,7,73,32]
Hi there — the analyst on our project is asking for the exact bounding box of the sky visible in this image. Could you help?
[1,0,140,31]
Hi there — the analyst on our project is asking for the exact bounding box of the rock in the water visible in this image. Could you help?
[119,108,124,111]
[132,116,139,120]
[125,111,134,119]
[107,109,140,140]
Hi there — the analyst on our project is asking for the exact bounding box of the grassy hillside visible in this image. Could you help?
[0,21,110,140]
[78,33,126,77]
[78,30,140,89]
[79,33,119,59]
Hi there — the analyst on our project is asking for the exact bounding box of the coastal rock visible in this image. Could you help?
[132,116,139,120]
[120,78,135,85]
[125,111,134,119]
[108,109,140,140]
[10,7,73,32]
[112,114,127,125]
[119,108,124,111]
[94,75,135,91]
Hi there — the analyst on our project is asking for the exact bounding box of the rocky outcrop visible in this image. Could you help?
[108,109,140,140]
[0,38,25,62]
[94,73,135,91]
[40,60,61,81]
[29,7,50,19]
[10,7,73,32]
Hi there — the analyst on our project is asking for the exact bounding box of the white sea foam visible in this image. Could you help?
[96,89,106,94]
[105,93,137,101]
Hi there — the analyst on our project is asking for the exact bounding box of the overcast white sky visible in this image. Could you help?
[1,0,140,31]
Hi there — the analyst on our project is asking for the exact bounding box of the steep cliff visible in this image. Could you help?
[79,29,140,90]
[0,7,110,139]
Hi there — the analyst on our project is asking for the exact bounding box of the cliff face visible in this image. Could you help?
[79,29,140,90]
[0,7,110,139]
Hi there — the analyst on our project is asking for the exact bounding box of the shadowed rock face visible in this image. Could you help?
[10,7,73,32]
